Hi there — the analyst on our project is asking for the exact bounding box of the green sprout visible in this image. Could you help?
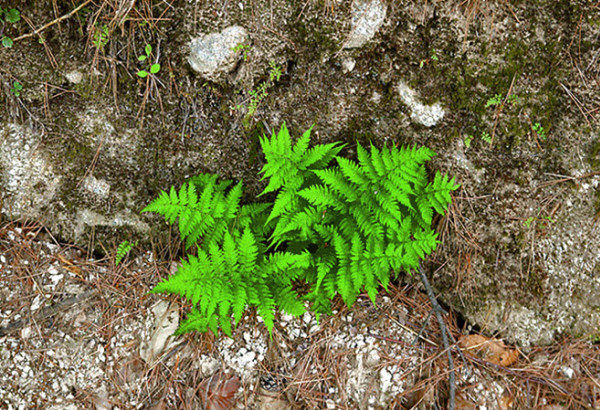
[10,81,22,97]
[507,94,520,105]
[486,93,520,108]
[523,216,535,228]
[481,131,492,144]
[233,61,282,127]
[0,8,21,48]
[232,43,251,61]
[92,24,109,49]
[533,122,547,141]
[3,8,20,23]
[485,93,503,108]
[464,135,473,148]
[115,240,138,266]
[137,44,161,78]
[1,36,13,48]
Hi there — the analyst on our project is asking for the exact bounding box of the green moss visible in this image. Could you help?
[74,80,97,100]
[344,116,376,147]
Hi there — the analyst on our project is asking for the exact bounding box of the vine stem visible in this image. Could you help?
[418,264,456,410]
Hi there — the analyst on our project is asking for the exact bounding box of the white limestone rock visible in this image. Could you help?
[188,26,249,81]
[344,0,387,49]
[396,81,445,127]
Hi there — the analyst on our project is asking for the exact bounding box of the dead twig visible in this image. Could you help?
[539,170,600,188]
[559,81,592,127]
[13,0,94,42]
[490,73,517,146]
[0,289,95,337]
[418,264,456,410]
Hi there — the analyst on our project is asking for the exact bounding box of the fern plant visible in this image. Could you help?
[143,124,459,336]
[115,240,137,266]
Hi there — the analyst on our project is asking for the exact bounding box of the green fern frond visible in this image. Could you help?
[312,168,358,202]
[291,125,313,161]
[336,156,368,186]
[297,184,345,211]
[298,142,344,170]
[115,240,137,266]
[175,308,211,335]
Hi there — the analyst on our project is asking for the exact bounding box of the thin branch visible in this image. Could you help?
[490,73,517,146]
[13,0,94,42]
[418,264,456,410]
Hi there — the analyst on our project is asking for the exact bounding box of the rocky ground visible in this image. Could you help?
[1,221,599,409]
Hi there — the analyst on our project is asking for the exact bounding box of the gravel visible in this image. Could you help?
[0,224,495,409]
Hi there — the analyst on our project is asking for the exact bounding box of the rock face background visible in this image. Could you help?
[0,0,599,346]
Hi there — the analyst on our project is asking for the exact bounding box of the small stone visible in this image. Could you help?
[342,58,356,73]
[366,349,380,367]
[302,312,312,324]
[560,366,575,378]
[188,26,249,81]
[65,71,83,84]
[82,175,111,198]
[20,326,32,340]
[239,351,256,367]
[380,368,393,391]
[396,81,445,127]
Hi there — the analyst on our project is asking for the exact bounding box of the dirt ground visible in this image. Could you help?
[1,220,599,409]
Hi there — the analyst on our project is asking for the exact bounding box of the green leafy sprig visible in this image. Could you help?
[137,44,160,78]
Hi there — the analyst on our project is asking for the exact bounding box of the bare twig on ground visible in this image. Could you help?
[540,170,600,187]
[0,289,95,337]
[490,73,517,146]
[418,264,456,410]
[14,0,94,42]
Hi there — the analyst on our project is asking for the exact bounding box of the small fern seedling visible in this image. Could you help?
[116,240,138,266]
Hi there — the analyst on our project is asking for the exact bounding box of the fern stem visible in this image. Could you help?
[418,264,455,410]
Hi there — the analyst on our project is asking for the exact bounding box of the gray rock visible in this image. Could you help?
[342,58,356,73]
[396,82,445,127]
[344,0,387,49]
[188,26,249,81]
[0,124,62,218]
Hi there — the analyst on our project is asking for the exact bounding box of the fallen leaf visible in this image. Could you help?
[455,390,477,410]
[139,301,180,365]
[458,334,518,367]
[498,391,514,409]
[199,372,241,410]
[256,386,292,410]
[56,254,83,277]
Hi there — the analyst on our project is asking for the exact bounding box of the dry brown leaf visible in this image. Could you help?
[403,382,435,409]
[199,372,241,410]
[498,391,514,409]
[56,254,83,277]
[455,391,477,410]
[458,334,518,367]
